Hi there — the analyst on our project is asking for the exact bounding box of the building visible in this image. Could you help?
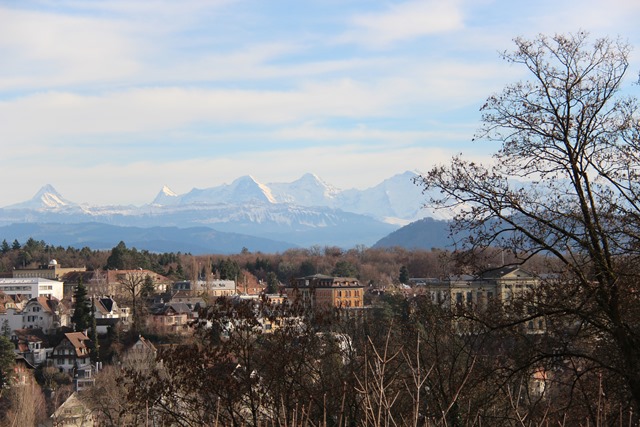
[51,332,92,375]
[148,302,192,335]
[120,335,158,370]
[92,295,129,334]
[408,266,545,333]
[22,296,69,334]
[284,274,364,309]
[12,328,51,367]
[173,279,237,297]
[48,392,95,427]
[12,259,86,280]
[62,269,172,300]
[0,277,63,300]
[410,266,539,308]
[13,355,36,387]
[0,293,29,335]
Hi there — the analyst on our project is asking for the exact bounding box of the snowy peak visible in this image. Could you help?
[6,184,76,210]
[269,173,339,206]
[145,171,437,222]
[176,175,276,205]
[229,175,276,204]
[152,185,180,205]
[160,185,177,197]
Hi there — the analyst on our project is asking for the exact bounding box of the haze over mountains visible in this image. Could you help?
[0,171,453,253]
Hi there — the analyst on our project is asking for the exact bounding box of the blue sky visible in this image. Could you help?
[1,0,639,206]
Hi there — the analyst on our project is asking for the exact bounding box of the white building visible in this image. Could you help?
[173,279,236,296]
[0,278,63,300]
[22,296,68,334]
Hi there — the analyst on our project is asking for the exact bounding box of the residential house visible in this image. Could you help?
[148,302,191,335]
[120,335,157,370]
[12,328,51,366]
[51,332,91,375]
[92,295,129,334]
[13,354,36,386]
[48,392,95,427]
[73,362,96,392]
[22,296,68,334]
[0,293,29,335]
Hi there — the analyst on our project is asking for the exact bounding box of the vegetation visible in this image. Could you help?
[0,336,14,392]
[71,278,91,332]
[0,31,638,426]
[416,32,640,409]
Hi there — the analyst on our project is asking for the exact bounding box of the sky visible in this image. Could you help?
[1,0,640,206]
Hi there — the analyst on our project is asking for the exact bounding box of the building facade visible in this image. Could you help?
[13,259,86,280]
[285,274,364,309]
[0,278,63,300]
[51,332,92,375]
[408,266,545,333]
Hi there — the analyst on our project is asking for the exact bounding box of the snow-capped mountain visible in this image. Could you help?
[148,171,441,224]
[5,184,78,211]
[152,185,179,205]
[0,172,445,250]
[269,173,340,206]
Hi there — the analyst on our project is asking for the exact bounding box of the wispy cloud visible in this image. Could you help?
[338,0,464,48]
[0,0,637,205]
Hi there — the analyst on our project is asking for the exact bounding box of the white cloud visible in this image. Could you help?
[339,0,464,48]
[0,0,637,208]
[0,7,144,90]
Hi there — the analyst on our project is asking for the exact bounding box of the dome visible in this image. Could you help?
[49,259,58,266]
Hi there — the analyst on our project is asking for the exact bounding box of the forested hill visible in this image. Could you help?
[373,217,454,250]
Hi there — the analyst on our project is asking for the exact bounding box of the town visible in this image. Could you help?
[0,238,598,426]
[2,7,639,425]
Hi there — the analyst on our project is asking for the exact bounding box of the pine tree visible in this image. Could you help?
[0,336,15,392]
[71,279,91,332]
[90,298,100,363]
[399,266,410,284]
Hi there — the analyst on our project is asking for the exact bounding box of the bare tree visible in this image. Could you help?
[1,383,47,427]
[415,32,640,412]
[118,271,153,333]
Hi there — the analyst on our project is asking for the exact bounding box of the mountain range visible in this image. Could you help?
[0,172,454,254]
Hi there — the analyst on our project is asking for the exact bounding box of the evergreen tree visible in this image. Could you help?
[71,279,91,332]
[0,240,9,254]
[0,335,15,391]
[90,298,100,363]
[106,241,128,270]
[332,260,358,278]
[266,272,279,294]
[299,259,316,276]
[1,320,10,338]
[399,266,410,284]
[176,262,185,279]
[11,239,20,251]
